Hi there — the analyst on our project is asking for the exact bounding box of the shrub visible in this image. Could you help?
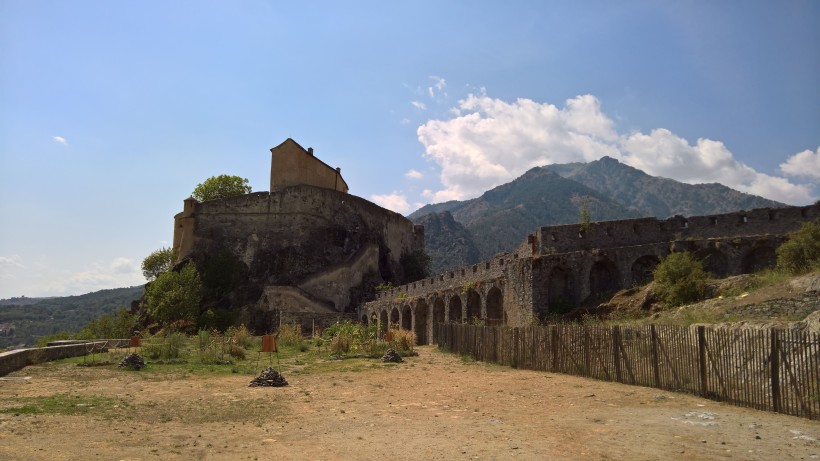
[388,328,416,353]
[653,252,708,307]
[777,219,820,275]
[226,324,253,349]
[277,324,303,347]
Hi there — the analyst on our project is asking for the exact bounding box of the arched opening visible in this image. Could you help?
[390,307,400,328]
[465,289,481,322]
[486,287,503,325]
[589,260,620,296]
[432,298,445,342]
[630,255,660,286]
[401,305,412,331]
[548,266,574,313]
[695,248,728,278]
[448,295,463,323]
[361,314,368,324]
[414,300,429,345]
[742,246,777,274]
[379,310,388,333]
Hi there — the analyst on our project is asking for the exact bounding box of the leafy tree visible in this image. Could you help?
[776,219,820,275]
[142,263,202,325]
[191,175,251,202]
[653,252,708,307]
[141,247,176,281]
[78,309,137,339]
[400,250,431,284]
[579,195,592,232]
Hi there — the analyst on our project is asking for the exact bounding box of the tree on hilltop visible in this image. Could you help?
[141,247,176,281]
[192,175,251,202]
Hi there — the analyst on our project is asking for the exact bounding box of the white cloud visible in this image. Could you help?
[405,169,423,180]
[411,101,427,110]
[370,192,411,214]
[417,92,814,205]
[780,147,820,179]
[110,257,139,274]
[0,255,25,280]
[52,135,67,145]
[428,76,447,98]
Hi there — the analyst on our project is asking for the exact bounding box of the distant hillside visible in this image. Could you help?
[411,157,786,275]
[412,168,640,273]
[0,285,144,348]
[415,211,481,275]
[545,156,783,217]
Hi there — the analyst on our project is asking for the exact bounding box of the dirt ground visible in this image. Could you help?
[1,346,818,461]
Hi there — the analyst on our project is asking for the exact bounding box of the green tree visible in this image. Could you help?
[777,219,820,275]
[579,195,592,232]
[653,252,708,307]
[142,263,202,325]
[400,250,431,283]
[141,247,176,281]
[78,309,137,339]
[191,175,251,202]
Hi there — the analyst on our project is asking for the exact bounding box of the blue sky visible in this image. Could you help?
[1,1,818,298]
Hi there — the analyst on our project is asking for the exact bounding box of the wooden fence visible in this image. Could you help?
[435,323,820,420]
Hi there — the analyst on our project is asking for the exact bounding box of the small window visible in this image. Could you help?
[551,233,557,241]
[680,220,688,229]
[499,258,505,266]
[710,217,717,226]
[472,265,478,273]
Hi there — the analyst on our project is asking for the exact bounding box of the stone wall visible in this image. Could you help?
[0,340,128,377]
[360,203,820,339]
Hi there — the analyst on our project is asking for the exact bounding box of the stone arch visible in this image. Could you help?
[589,259,620,295]
[401,305,412,330]
[630,255,660,286]
[448,295,463,323]
[695,248,728,278]
[548,266,574,313]
[390,306,400,327]
[465,289,481,321]
[486,286,503,325]
[742,246,777,274]
[361,313,368,324]
[432,297,445,342]
[414,299,429,345]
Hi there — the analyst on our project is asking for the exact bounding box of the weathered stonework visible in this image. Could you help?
[172,140,423,333]
[361,204,820,345]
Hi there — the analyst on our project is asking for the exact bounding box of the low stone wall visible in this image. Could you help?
[0,340,129,377]
[724,292,820,321]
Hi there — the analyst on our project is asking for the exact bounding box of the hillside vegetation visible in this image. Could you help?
[0,286,144,348]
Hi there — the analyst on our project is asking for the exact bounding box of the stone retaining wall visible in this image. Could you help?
[0,339,129,377]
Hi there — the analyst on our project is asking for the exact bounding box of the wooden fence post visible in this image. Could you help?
[511,327,519,369]
[650,324,660,388]
[612,326,622,382]
[583,327,590,376]
[551,326,559,373]
[697,325,708,397]
[771,328,781,413]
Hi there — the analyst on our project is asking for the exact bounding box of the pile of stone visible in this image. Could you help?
[119,353,145,370]
[249,367,288,387]
[381,348,403,363]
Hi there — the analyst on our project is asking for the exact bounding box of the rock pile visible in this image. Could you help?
[119,353,145,370]
[249,367,288,387]
[381,348,403,363]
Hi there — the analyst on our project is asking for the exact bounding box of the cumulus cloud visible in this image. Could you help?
[411,101,427,110]
[417,93,814,205]
[370,192,411,214]
[52,135,67,145]
[780,147,820,180]
[405,169,423,180]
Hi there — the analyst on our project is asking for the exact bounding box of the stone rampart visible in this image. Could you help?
[361,204,820,345]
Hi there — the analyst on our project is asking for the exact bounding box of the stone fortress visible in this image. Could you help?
[172,139,423,332]
[170,137,819,338]
[361,201,820,345]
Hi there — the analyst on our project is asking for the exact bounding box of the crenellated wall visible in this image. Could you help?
[361,204,820,344]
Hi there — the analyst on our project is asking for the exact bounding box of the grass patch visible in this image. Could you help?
[0,394,127,418]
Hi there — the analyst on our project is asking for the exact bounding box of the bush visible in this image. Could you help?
[653,252,708,307]
[142,263,202,326]
[277,324,303,347]
[777,219,820,275]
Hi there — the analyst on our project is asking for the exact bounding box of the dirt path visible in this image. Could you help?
[1,346,818,460]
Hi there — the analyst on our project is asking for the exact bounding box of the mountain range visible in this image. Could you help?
[409,156,783,275]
